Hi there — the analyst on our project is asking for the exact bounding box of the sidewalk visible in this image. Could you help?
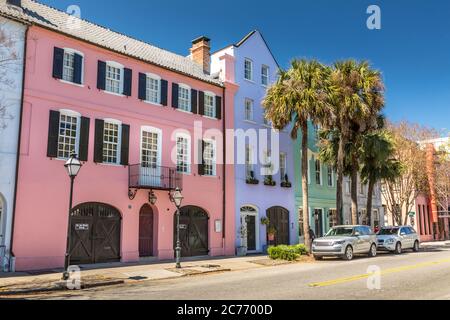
[421,240,450,247]
[0,255,271,296]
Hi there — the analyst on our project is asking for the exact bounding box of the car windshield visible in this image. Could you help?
[378,228,399,235]
[326,227,354,237]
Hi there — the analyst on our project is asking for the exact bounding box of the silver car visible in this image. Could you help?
[312,225,377,261]
[376,226,420,254]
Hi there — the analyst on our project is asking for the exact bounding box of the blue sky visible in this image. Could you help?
[39,0,450,133]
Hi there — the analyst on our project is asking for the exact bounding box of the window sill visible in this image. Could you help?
[202,115,219,121]
[175,108,193,115]
[243,120,257,125]
[103,90,126,98]
[143,100,162,107]
[201,175,218,179]
[59,79,84,88]
[244,78,255,84]
[98,162,124,167]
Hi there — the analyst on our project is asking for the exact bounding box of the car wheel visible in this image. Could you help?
[395,242,402,255]
[413,241,420,252]
[368,244,377,257]
[313,255,323,261]
[342,245,354,261]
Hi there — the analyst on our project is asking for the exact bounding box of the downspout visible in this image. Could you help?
[222,85,226,251]
[9,25,29,271]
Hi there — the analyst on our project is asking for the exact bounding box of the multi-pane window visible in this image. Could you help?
[360,182,365,195]
[141,131,159,168]
[244,98,254,121]
[146,76,160,104]
[62,51,75,82]
[103,122,120,164]
[244,58,253,81]
[315,159,322,185]
[327,167,334,187]
[203,140,216,176]
[57,113,79,159]
[263,150,272,176]
[245,145,253,178]
[178,86,191,112]
[204,93,216,118]
[106,64,122,94]
[346,180,351,194]
[280,153,287,181]
[176,135,190,174]
[261,65,269,86]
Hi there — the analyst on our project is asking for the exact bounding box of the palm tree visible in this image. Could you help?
[360,131,401,225]
[326,60,385,224]
[263,59,329,250]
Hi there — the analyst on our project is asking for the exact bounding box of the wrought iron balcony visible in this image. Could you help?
[129,164,183,192]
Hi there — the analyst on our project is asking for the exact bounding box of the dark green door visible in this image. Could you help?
[246,216,256,251]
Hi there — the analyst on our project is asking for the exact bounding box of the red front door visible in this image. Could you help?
[139,205,154,257]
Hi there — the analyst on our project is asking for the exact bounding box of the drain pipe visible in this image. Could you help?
[222,85,226,253]
[9,25,29,272]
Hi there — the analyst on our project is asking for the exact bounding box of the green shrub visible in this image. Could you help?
[268,244,309,261]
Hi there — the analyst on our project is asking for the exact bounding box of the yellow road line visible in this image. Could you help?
[309,257,450,288]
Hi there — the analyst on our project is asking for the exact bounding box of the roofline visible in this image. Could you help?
[0,9,223,88]
[211,30,280,69]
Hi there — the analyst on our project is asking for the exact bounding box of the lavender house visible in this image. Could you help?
[212,31,296,254]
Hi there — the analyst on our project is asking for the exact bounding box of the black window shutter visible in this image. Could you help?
[79,117,90,161]
[120,124,130,166]
[215,96,222,120]
[97,61,106,90]
[52,47,64,79]
[94,119,105,163]
[160,79,168,106]
[198,91,205,115]
[198,139,205,175]
[47,110,60,158]
[123,68,132,96]
[191,89,198,114]
[172,83,179,108]
[73,53,83,84]
[138,73,147,100]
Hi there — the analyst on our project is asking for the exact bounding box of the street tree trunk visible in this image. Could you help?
[301,121,311,251]
[336,135,345,225]
[351,166,359,225]
[366,179,375,227]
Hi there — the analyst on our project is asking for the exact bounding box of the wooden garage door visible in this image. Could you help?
[69,203,121,265]
[267,206,290,246]
[174,206,209,257]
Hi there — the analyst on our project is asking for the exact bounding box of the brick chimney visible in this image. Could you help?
[190,36,211,74]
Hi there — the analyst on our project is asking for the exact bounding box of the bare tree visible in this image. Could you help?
[0,20,22,130]
[434,139,450,219]
[381,121,434,226]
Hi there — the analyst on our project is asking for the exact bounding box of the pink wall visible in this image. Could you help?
[13,26,236,271]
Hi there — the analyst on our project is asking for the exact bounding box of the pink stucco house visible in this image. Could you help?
[1,0,237,271]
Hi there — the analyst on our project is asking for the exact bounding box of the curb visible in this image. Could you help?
[0,279,125,297]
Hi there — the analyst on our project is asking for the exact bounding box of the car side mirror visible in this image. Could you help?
[354,232,360,237]
[400,232,406,236]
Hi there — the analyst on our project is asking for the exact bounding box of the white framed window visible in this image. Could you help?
[176,134,191,174]
[146,73,161,104]
[61,48,84,84]
[178,84,191,112]
[245,144,253,179]
[261,65,269,86]
[263,149,272,176]
[244,98,254,121]
[360,182,365,195]
[103,119,122,164]
[315,159,322,185]
[327,167,334,187]
[141,128,161,168]
[280,153,287,181]
[203,139,216,176]
[204,92,216,118]
[345,180,351,194]
[105,62,123,94]
[57,110,80,159]
[244,58,253,81]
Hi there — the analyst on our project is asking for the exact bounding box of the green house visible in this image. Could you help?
[294,122,337,241]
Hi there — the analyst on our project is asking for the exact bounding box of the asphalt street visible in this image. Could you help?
[30,246,450,300]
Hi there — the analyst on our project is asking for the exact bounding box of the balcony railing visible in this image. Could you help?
[129,164,183,191]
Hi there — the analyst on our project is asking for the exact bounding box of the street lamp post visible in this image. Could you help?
[62,152,82,280]
[170,188,184,269]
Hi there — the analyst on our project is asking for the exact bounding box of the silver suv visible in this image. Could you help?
[312,225,377,261]
[376,226,420,254]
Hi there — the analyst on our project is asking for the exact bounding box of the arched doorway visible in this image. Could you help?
[139,204,154,257]
[69,203,121,265]
[174,206,209,257]
[240,206,259,252]
[266,206,289,245]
